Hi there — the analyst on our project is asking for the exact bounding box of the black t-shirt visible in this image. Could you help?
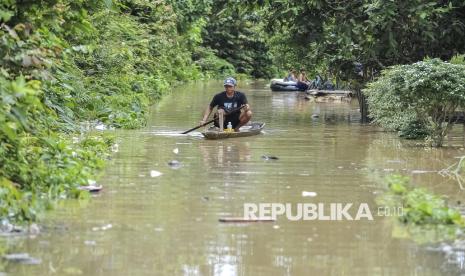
[209,91,248,118]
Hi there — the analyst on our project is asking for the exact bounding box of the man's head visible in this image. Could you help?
[224,77,236,87]
[223,77,236,92]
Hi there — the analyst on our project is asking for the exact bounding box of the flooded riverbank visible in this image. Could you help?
[4,81,464,275]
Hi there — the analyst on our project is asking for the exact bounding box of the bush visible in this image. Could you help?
[0,76,114,223]
[365,59,465,147]
[193,47,236,79]
[0,0,209,224]
[382,175,464,226]
[398,120,429,140]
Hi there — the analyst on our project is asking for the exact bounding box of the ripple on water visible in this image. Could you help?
[7,81,462,276]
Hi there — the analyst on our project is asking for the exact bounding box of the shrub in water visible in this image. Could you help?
[365,58,465,147]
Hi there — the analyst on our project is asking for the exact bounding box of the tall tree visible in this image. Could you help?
[202,0,275,78]
[250,0,465,81]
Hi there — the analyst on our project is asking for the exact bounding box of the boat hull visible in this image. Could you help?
[270,79,304,92]
[202,122,265,140]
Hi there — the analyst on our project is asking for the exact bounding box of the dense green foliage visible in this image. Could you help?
[364,59,465,146]
[0,0,226,223]
[0,75,113,222]
[248,0,465,83]
[167,0,275,78]
[382,175,464,226]
[2,0,465,224]
[201,0,275,78]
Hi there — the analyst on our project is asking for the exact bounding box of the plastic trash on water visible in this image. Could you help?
[168,160,182,169]
[111,143,119,152]
[95,124,106,130]
[3,253,41,265]
[302,191,317,197]
[150,170,163,177]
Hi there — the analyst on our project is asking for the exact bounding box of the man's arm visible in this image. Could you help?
[200,105,213,125]
[201,94,218,124]
[241,93,250,111]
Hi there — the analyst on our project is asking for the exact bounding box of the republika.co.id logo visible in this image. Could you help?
[243,203,403,221]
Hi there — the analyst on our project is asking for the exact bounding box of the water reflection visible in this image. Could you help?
[3,81,464,275]
[199,140,252,168]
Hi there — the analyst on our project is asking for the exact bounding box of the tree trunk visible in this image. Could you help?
[356,87,369,123]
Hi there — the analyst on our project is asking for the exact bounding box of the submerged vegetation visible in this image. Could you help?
[378,175,464,242]
[365,58,465,146]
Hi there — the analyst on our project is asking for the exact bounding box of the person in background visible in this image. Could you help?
[296,68,310,91]
[284,69,297,82]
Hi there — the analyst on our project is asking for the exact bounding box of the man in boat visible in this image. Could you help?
[200,77,252,132]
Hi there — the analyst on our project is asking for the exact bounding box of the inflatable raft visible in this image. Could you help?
[269,79,305,92]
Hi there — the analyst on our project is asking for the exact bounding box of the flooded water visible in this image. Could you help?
[4,81,465,275]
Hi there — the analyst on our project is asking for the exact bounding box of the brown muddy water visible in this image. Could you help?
[4,81,465,275]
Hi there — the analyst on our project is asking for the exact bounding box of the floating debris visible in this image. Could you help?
[29,223,40,235]
[95,124,106,130]
[0,221,40,236]
[84,240,96,246]
[111,143,119,153]
[0,220,13,233]
[3,253,41,265]
[302,191,317,197]
[150,170,163,177]
[173,148,179,154]
[101,224,112,230]
[201,196,210,202]
[78,185,103,193]
[219,217,275,223]
[168,160,182,169]
[92,224,112,231]
[411,170,435,174]
[261,155,279,160]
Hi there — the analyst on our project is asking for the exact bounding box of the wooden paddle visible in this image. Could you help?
[182,105,247,134]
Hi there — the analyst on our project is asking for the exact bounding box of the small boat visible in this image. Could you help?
[270,79,304,92]
[202,122,265,140]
